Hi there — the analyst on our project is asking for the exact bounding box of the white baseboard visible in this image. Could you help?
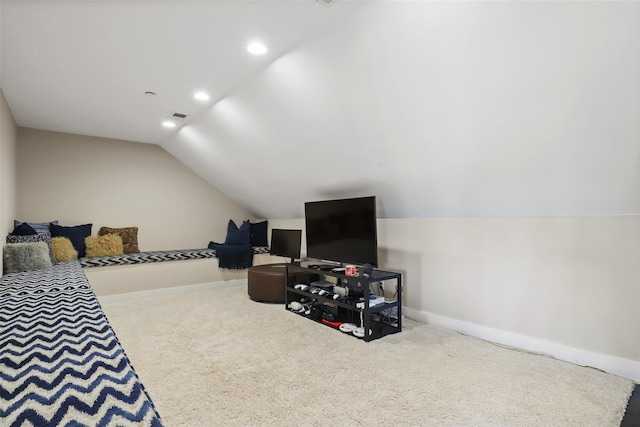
[403,307,640,383]
[97,279,247,305]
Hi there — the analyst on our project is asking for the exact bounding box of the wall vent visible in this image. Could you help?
[171,112,188,120]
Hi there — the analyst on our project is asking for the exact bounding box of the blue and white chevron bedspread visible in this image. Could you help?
[79,246,270,268]
[0,261,163,426]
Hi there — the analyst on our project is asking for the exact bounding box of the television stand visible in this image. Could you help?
[284,263,402,342]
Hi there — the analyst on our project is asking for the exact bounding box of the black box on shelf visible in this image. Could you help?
[296,273,320,285]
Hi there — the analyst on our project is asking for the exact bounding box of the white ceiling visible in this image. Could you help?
[1,0,333,143]
[2,1,639,219]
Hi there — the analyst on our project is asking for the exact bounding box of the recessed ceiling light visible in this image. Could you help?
[247,41,267,55]
[162,121,176,128]
[194,91,210,101]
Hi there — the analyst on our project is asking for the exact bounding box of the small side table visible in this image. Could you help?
[247,263,295,303]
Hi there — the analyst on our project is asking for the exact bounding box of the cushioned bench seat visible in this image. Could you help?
[79,246,270,268]
[0,261,163,426]
[80,247,274,297]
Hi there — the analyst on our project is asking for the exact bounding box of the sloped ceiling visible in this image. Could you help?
[2,1,639,219]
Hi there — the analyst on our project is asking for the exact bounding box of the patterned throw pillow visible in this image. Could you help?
[51,237,78,262]
[3,242,53,273]
[98,227,139,254]
[6,233,54,263]
[85,234,124,257]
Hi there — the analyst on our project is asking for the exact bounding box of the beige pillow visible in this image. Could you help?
[51,237,78,262]
[85,234,124,257]
[98,226,139,253]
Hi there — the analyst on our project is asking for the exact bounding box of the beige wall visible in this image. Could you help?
[271,216,640,380]
[8,123,640,380]
[16,128,254,250]
[1,88,18,274]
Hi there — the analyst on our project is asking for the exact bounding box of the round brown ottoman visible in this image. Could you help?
[247,263,296,303]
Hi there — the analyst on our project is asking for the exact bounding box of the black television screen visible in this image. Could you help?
[304,196,378,267]
[270,229,302,262]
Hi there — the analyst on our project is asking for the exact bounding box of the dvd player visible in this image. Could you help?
[310,279,334,288]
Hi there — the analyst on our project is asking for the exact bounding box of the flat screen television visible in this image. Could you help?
[270,229,302,263]
[304,196,378,267]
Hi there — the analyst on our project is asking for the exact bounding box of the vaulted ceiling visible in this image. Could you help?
[2,1,639,219]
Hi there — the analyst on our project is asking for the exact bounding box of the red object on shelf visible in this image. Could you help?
[321,319,343,328]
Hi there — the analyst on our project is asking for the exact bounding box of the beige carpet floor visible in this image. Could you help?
[101,284,633,427]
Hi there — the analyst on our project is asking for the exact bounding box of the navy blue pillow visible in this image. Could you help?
[225,220,251,245]
[11,222,38,236]
[250,221,268,246]
[49,223,92,257]
[14,220,58,235]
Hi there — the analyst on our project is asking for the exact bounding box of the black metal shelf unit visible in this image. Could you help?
[284,262,402,342]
